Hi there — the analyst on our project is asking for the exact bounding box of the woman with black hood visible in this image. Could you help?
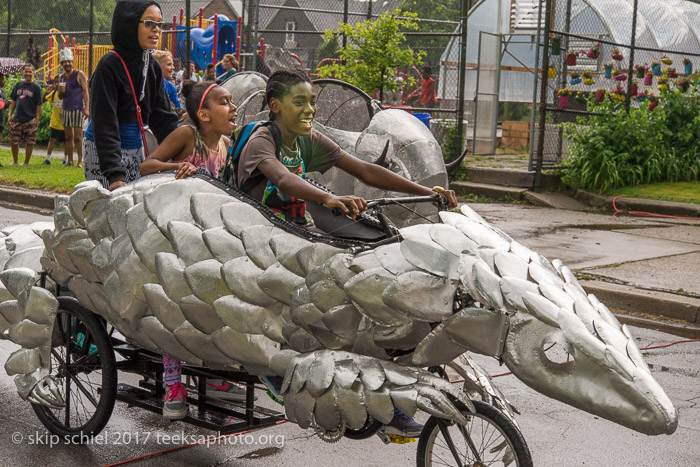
[83,0,178,191]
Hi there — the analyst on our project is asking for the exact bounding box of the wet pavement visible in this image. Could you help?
[0,203,698,466]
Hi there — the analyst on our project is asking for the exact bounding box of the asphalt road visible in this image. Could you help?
[0,204,698,466]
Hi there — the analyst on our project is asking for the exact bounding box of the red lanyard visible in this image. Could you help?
[109,50,150,158]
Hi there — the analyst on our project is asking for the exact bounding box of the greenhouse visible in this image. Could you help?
[439,0,700,104]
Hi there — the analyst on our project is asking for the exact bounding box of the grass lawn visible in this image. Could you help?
[605,181,700,205]
[0,149,85,194]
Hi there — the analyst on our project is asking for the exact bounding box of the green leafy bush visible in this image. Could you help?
[562,76,700,193]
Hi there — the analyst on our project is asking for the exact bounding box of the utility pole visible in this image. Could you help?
[455,0,469,162]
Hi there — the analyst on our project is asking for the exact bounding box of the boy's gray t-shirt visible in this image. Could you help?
[238,125,347,200]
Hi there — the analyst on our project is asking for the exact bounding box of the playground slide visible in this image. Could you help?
[178,15,237,76]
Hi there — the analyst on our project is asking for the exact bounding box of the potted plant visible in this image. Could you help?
[567,50,577,66]
[550,34,562,55]
[666,67,678,78]
[586,43,601,59]
[636,89,651,102]
[657,75,669,92]
[610,85,626,102]
[575,90,587,104]
[644,71,654,86]
[611,47,623,61]
[548,66,557,79]
[583,70,595,85]
[629,79,638,96]
[557,88,573,107]
[651,61,661,76]
[594,88,606,103]
[612,69,627,81]
[603,62,614,79]
[661,55,673,65]
[648,94,659,111]
[569,70,582,85]
[634,64,647,79]
[682,57,693,75]
[676,76,691,92]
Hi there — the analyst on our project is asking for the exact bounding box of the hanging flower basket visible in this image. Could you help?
[595,89,606,103]
[611,47,623,61]
[682,57,693,75]
[649,100,658,111]
[630,83,638,96]
[614,73,628,81]
[644,72,654,86]
[666,68,678,78]
[548,66,557,79]
[634,65,647,78]
[558,96,570,107]
[586,43,601,59]
[550,35,562,55]
[583,78,595,86]
[575,91,587,104]
[658,83,669,92]
[603,64,613,79]
[570,71,582,85]
[677,77,691,92]
[661,56,673,65]
[651,62,661,75]
[567,52,577,66]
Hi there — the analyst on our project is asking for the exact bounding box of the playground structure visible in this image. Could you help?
[37,7,242,83]
[165,8,241,79]
[40,29,111,82]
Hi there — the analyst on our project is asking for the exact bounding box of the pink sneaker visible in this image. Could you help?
[162,382,188,420]
[205,379,257,401]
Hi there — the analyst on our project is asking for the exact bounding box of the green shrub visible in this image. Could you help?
[562,76,700,192]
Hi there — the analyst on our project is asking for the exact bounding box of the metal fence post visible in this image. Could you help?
[5,0,11,57]
[185,0,191,77]
[625,0,639,112]
[88,0,94,77]
[534,0,553,192]
[455,0,469,162]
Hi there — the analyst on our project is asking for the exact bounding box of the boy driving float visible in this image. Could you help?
[235,69,457,226]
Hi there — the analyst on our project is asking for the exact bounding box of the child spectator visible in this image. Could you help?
[42,78,67,165]
[152,50,182,112]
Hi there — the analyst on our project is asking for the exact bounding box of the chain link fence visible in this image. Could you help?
[532,0,700,171]
[1,0,469,157]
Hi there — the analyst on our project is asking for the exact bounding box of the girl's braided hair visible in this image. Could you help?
[182,80,218,164]
[265,69,312,120]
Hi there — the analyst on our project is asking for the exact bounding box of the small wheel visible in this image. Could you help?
[343,415,383,440]
[32,297,117,441]
[416,400,532,467]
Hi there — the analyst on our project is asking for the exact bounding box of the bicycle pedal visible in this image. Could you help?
[387,434,416,444]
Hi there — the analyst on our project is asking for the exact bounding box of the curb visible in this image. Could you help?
[0,185,57,211]
[573,189,700,218]
[581,280,700,337]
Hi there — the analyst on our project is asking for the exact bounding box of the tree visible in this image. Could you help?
[317,34,341,63]
[316,9,425,101]
[400,0,461,66]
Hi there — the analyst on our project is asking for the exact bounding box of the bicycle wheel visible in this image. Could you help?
[32,297,117,441]
[416,400,532,467]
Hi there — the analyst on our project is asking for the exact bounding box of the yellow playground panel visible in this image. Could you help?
[41,30,112,81]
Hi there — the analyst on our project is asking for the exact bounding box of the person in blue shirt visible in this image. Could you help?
[152,50,182,112]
